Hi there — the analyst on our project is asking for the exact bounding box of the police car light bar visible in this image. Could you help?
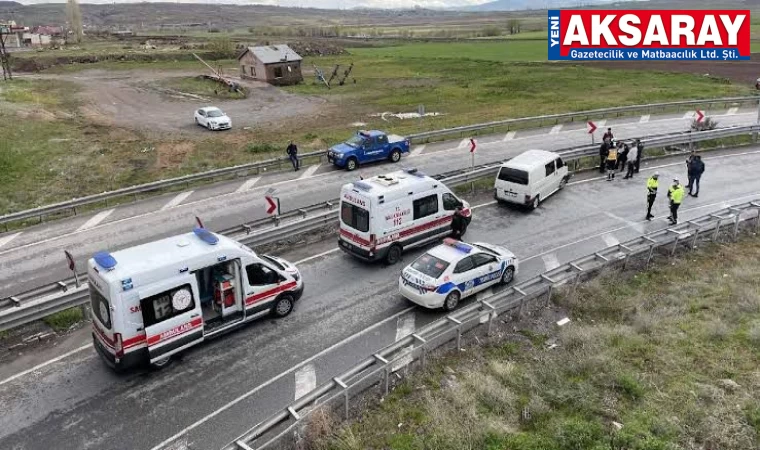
[443,238,472,253]
[353,181,373,191]
[193,227,219,245]
[93,251,118,271]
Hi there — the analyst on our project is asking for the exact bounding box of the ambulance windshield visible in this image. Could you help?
[411,254,449,279]
[341,201,369,232]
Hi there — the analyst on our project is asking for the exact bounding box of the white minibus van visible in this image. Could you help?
[494,150,570,210]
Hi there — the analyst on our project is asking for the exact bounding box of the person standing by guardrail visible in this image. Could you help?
[606,144,618,181]
[624,141,638,179]
[667,178,685,225]
[599,139,610,173]
[645,172,659,220]
[617,141,629,173]
[286,140,299,171]
[634,139,643,173]
[689,156,705,198]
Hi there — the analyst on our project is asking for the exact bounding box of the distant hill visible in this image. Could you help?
[458,0,616,11]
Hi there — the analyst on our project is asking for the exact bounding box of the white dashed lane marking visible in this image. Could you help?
[161,191,194,210]
[503,131,516,141]
[457,138,470,149]
[299,164,321,179]
[542,253,560,271]
[727,107,738,115]
[0,232,22,249]
[602,233,619,247]
[410,145,426,157]
[76,209,115,232]
[549,124,563,135]
[294,364,316,401]
[395,312,416,341]
[235,177,261,193]
[639,115,650,123]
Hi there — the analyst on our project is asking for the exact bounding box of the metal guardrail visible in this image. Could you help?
[1,95,757,229]
[224,199,760,450]
[1,125,758,332]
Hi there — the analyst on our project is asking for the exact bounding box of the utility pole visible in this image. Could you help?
[0,26,12,80]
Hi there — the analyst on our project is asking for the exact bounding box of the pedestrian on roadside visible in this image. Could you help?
[686,151,698,194]
[603,127,614,142]
[667,178,685,225]
[606,143,618,181]
[599,139,610,173]
[617,141,629,172]
[625,141,639,179]
[286,140,299,171]
[634,139,643,173]
[689,156,705,197]
[645,172,659,220]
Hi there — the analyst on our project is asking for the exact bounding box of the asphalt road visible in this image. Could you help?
[1,150,759,450]
[0,107,756,298]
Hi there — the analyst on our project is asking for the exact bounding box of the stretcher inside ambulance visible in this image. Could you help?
[88,227,303,371]
[338,168,471,264]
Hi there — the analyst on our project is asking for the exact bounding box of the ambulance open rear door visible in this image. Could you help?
[139,274,205,364]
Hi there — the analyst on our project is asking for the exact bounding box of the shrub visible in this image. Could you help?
[245,143,278,154]
[43,307,84,332]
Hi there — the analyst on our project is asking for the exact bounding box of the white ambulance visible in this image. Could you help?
[88,227,304,371]
[338,168,472,264]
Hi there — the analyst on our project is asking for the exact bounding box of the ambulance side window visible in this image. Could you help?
[442,193,461,211]
[140,284,196,327]
[413,194,438,220]
[246,263,284,286]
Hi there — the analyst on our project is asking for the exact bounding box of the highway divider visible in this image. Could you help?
[1,95,757,230]
[222,199,760,450]
[1,125,758,333]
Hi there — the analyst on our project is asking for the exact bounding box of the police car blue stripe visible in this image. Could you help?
[435,264,506,295]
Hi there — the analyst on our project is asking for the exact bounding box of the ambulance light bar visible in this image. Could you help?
[353,181,373,191]
[443,238,472,253]
[93,251,118,271]
[193,227,219,245]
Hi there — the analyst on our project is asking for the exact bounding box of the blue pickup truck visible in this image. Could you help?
[327,130,411,171]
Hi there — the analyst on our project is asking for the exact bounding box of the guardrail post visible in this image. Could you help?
[690,225,701,249]
[730,209,742,240]
[570,262,584,295]
[540,274,555,306]
[413,334,427,368]
[447,317,463,350]
[646,243,656,268]
[513,287,528,318]
[670,234,681,257]
[334,377,349,419]
[712,217,723,242]
[374,354,390,395]
[482,301,497,336]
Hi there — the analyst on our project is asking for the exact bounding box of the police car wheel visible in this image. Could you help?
[272,295,294,318]
[501,266,515,285]
[390,149,401,162]
[385,245,402,265]
[443,291,460,311]
[346,158,357,171]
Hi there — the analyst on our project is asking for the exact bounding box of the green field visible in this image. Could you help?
[311,236,760,450]
[350,40,548,62]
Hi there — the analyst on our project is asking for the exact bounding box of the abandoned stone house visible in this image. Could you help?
[237,44,303,86]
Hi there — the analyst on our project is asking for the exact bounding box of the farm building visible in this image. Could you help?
[238,44,303,86]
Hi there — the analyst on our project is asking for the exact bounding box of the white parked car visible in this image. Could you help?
[194,106,232,131]
[399,238,518,311]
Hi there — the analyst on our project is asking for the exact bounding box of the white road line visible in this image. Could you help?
[727,107,738,115]
[0,344,93,387]
[503,131,516,141]
[596,119,607,129]
[683,111,695,120]
[149,305,416,450]
[76,209,115,232]
[162,191,194,210]
[294,364,317,401]
[542,253,560,271]
[294,248,340,265]
[604,211,646,233]
[457,138,470,149]
[0,232,22,249]
[639,115,650,123]
[410,145,426,157]
[602,233,619,247]
[549,124,563,135]
[395,312,416,341]
[299,164,321,179]
[235,177,261,193]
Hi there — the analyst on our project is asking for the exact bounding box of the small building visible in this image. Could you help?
[238,44,303,86]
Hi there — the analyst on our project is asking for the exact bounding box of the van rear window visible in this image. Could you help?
[411,254,449,279]
[497,167,529,185]
[341,201,369,233]
[90,285,112,330]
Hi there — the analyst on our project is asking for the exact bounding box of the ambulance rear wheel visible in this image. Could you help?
[346,158,358,171]
[385,245,402,265]
[443,291,461,312]
[151,356,172,369]
[272,295,294,318]
[389,149,401,163]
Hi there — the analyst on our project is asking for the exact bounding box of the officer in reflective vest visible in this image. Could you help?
[645,173,659,221]
[667,178,685,225]
[606,145,618,181]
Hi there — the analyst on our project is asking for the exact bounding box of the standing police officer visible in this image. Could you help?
[667,178,685,225]
[645,172,659,220]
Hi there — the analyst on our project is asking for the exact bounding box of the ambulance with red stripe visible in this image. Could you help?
[338,168,471,264]
[88,227,304,371]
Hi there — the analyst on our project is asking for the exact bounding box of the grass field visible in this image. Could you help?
[349,40,547,62]
[310,236,760,450]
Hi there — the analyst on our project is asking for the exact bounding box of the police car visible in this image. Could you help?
[399,238,518,311]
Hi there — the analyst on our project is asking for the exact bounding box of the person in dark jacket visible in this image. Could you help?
[689,156,705,197]
[617,142,629,172]
[286,140,299,171]
[686,151,698,193]
[599,140,610,173]
[603,128,614,142]
[450,206,468,238]
[633,139,643,173]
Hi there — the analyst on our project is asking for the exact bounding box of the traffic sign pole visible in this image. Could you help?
[587,121,597,145]
[469,138,476,193]
[64,250,80,288]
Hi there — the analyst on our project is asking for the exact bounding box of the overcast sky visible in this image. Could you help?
[15,0,493,8]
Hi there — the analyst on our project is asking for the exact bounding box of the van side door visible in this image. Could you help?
[543,160,557,197]
[243,261,289,314]
[139,274,204,364]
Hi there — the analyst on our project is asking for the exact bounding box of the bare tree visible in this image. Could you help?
[66,0,83,44]
[508,18,521,35]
